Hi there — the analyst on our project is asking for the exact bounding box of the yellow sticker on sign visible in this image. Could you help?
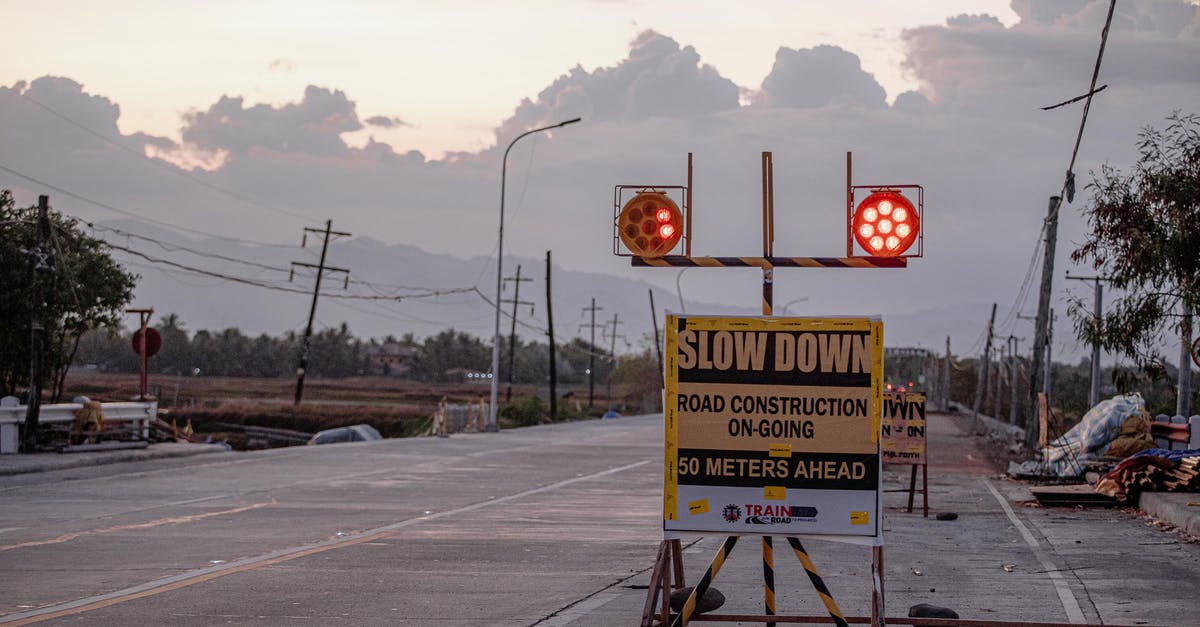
[768,443,792,458]
[688,499,710,515]
[764,486,786,501]
[850,511,870,525]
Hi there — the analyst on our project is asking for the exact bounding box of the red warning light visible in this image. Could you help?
[618,191,684,257]
[852,191,919,257]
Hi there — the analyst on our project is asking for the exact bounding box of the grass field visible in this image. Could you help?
[60,372,611,447]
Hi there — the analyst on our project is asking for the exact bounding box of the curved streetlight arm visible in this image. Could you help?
[489,117,582,430]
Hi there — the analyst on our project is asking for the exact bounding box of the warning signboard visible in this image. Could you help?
[880,392,926,465]
[664,315,883,541]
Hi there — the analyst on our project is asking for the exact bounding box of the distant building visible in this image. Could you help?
[366,341,417,376]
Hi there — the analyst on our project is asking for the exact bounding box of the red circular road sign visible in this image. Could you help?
[1192,335,1200,369]
[131,328,162,357]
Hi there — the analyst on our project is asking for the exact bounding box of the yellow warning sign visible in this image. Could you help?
[664,315,883,540]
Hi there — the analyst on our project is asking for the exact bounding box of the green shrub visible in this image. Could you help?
[498,396,548,428]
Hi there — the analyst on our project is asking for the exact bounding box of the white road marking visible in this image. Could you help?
[983,478,1086,624]
[0,459,653,624]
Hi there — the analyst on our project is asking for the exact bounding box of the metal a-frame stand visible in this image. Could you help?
[633,151,900,627]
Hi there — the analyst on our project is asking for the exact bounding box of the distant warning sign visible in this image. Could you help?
[880,392,927,465]
[663,315,883,540]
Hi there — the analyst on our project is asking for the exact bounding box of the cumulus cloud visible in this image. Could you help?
[2,9,1198,350]
[903,0,1200,106]
[365,115,409,128]
[180,85,364,157]
[755,45,887,109]
[493,30,738,142]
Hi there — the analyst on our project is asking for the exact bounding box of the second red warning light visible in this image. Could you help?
[852,190,920,257]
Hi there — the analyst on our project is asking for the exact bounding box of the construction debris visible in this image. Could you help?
[1095,449,1200,501]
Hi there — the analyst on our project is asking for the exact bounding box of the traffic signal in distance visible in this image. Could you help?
[617,191,683,257]
[852,190,919,257]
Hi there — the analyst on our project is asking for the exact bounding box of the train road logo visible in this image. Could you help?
[722,504,742,523]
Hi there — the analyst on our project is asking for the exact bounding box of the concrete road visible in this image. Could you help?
[0,413,1197,625]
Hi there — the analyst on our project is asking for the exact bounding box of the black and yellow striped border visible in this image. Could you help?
[632,255,907,268]
[787,537,849,627]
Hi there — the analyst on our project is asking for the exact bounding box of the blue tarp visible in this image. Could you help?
[1030,393,1147,477]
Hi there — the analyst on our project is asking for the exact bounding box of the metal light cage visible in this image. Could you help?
[612,185,690,257]
[848,184,924,259]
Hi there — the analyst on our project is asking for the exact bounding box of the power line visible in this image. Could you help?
[90,223,291,273]
[18,92,315,221]
[104,241,475,302]
[0,162,299,248]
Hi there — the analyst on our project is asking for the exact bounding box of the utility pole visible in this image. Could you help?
[502,265,533,402]
[1028,196,1059,443]
[1020,310,1055,402]
[1179,304,1193,417]
[545,251,557,422]
[1008,335,1022,425]
[23,195,52,452]
[604,313,625,408]
[649,290,664,390]
[580,299,603,407]
[942,336,951,412]
[972,303,997,432]
[291,220,350,406]
[1046,308,1054,401]
[992,341,1004,419]
[1066,272,1109,409]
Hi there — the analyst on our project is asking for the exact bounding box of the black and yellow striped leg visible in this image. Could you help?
[670,535,738,627]
[786,537,848,627]
[762,536,777,627]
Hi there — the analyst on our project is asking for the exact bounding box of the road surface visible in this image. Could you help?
[1,413,1197,625]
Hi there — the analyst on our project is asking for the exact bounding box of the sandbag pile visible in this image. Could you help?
[1094,448,1200,501]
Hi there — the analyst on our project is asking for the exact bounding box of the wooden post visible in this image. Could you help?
[22,195,51,452]
[546,251,557,422]
[1038,392,1049,449]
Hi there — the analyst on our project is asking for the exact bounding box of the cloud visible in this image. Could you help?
[492,30,739,142]
[1,8,1198,352]
[267,59,294,73]
[903,0,1200,106]
[365,115,409,129]
[755,45,887,109]
[180,85,364,158]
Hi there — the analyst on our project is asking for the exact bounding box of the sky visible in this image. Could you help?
[1,0,1019,159]
[2,0,1199,364]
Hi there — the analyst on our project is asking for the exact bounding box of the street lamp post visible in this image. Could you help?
[488,117,581,431]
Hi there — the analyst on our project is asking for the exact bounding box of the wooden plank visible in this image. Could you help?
[1030,484,1120,507]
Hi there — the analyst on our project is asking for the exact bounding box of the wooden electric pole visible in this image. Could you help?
[972,303,997,432]
[1008,335,1022,425]
[545,252,557,421]
[502,265,533,402]
[649,290,664,390]
[1028,196,1059,441]
[942,336,951,412]
[604,313,625,408]
[23,195,52,452]
[580,299,603,407]
[291,220,350,406]
[1066,272,1109,409]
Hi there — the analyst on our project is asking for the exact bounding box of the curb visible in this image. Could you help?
[0,444,232,476]
[1138,491,1200,536]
